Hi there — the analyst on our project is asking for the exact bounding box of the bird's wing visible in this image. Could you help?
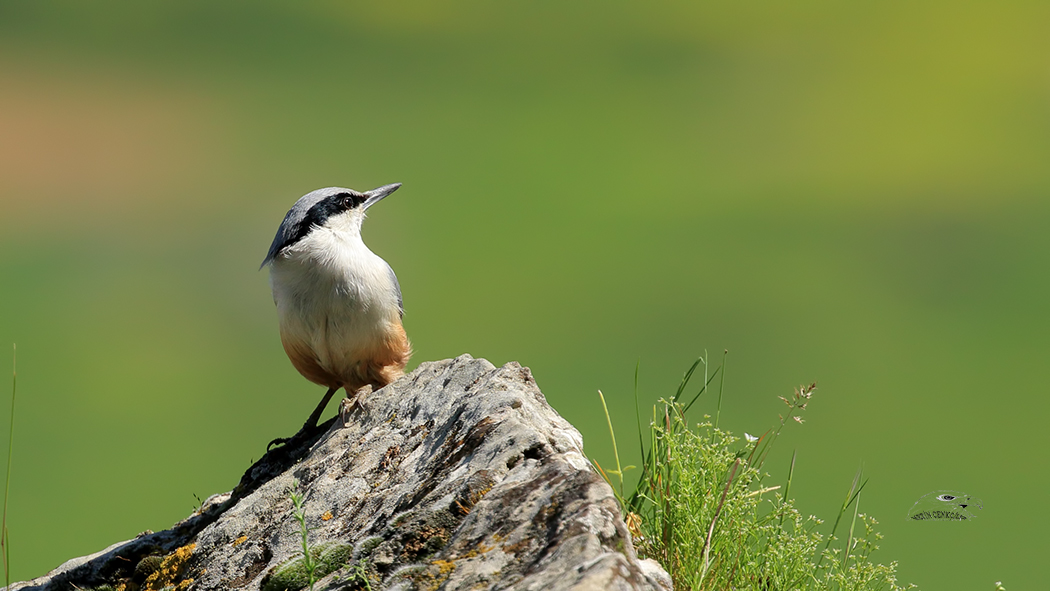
[261,211,305,268]
[386,262,404,318]
[261,189,338,268]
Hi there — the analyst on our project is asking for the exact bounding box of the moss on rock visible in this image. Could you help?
[260,543,353,591]
[133,555,165,584]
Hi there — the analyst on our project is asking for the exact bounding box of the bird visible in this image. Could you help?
[262,183,411,447]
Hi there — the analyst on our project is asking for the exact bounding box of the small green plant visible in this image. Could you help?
[349,559,374,591]
[289,480,318,591]
[593,353,914,591]
[191,492,206,515]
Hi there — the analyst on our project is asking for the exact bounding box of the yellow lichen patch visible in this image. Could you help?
[143,543,196,591]
[460,541,494,560]
[432,559,456,576]
[232,535,248,547]
[321,510,333,521]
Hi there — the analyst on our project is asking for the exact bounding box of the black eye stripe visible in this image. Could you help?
[337,192,368,208]
[306,192,366,224]
[273,192,364,256]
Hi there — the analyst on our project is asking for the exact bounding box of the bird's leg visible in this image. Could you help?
[303,386,339,431]
[267,386,339,450]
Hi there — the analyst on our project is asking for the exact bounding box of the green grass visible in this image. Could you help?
[594,354,914,591]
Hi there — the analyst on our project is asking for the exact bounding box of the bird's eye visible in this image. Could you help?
[343,195,353,207]
[937,494,956,502]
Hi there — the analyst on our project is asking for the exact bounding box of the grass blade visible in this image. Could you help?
[713,349,727,430]
[843,490,861,567]
[634,361,644,460]
[598,390,626,499]
[2,344,15,587]
[817,466,868,568]
[700,458,741,582]
[682,365,721,415]
[672,356,704,403]
[779,450,797,529]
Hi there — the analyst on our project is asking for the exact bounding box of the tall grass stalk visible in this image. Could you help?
[2,344,15,588]
[817,467,867,570]
[700,457,739,581]
[713,349,727,432]
[596,390,633,500]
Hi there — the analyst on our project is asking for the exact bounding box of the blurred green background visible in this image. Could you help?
[0,1,1047,587]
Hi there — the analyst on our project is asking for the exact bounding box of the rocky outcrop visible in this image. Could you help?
[8,355,671,591]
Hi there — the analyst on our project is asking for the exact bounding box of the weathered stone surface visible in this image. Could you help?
[8,355,670,591]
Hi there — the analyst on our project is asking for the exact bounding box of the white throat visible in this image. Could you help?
[268,210,401,373]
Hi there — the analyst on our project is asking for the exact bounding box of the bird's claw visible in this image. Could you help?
[266,421,323,451]
[267,437,288,451]
[339,397,354,426]
[267,435,294,451]
[339,396,369,426]
[339,386,372,426]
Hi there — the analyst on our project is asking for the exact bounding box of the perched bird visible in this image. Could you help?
[262,183,411,445]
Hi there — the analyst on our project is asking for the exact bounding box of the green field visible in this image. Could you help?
[0,2,1046,587]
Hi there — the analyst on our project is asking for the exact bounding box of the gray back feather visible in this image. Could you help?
[386,262,404,318]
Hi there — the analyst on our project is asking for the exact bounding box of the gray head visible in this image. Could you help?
[262,183,401,267]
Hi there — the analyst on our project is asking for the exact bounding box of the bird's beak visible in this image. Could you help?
[363,183,401,210]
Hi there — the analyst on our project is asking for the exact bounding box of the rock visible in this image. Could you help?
[7,355,671,591]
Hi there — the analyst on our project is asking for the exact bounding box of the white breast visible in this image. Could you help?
[269,222,400,376]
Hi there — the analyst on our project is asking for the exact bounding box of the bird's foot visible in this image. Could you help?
[268,386,341,451]
[339,388,370,426]
[266,422,324,451]
[266,435,292,451]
